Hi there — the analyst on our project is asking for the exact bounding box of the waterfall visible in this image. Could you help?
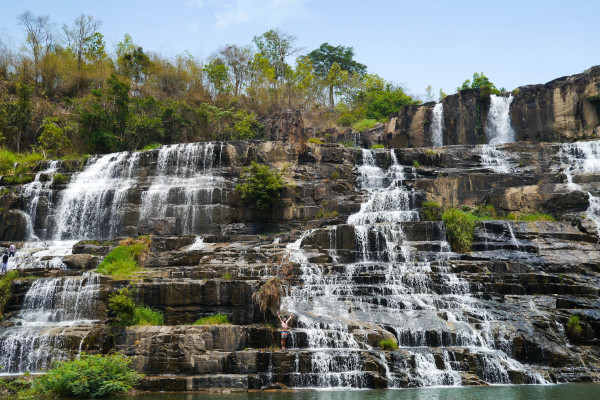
[20,161,60,240]
[0,274,100,373]
[431,103,444,147]
[139,142,227,234]
[480,94,516,172]
[560,140,600,233]
[53,152,140,239]
[485,95,516,145]
[281,149,547,388]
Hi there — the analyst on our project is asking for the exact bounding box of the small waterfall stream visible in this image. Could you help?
[282,149,547,388]
[0,274,100,374]
[480,94,516,172]
[560,140,600,233]
[431,103,444,147]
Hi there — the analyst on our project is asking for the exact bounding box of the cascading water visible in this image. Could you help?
[560,140,600,233]
[53,152,140,239]
[431,103,444,147]
[20,161,60,240]
[281,149,547,388]
[139,142,228,234]
[0,274,100,373]
[480,94,516,173]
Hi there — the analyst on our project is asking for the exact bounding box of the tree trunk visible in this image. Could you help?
[329,84,334,108]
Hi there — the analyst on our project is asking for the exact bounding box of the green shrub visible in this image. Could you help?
[378,338,399,351]
[424,149,437,156]
[421,201,442,221]
[107,288,164,326]
[370,144,385,149]
[97,236,150,276]
[139,142,161,151]
[31,353,142,398]
[412,160,420,168]
[222,272,232,280]
[235,162,284,211]
[107,288,136,326]
[308,138,323,144]
[0,149,18,175]
[194,313,230,325]
[133,305,164,326]
[473,204,498,219]
[337,113,356,127]
[443,208,477,253]
[566,315,582,342]
[331,170,341,181]
[0,270,19,315]
[352,119,378,132]
[0,149,45,176]
[341,141,356,148]
[315,210,340,219]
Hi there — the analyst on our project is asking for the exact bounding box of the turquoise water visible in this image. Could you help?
[109,383,600,400]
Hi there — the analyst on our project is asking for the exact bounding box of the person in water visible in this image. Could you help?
[8,244,16,257]
[1,252,8,274]
[277,311,293,349]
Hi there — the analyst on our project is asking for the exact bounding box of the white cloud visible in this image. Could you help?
[214,0,307,28]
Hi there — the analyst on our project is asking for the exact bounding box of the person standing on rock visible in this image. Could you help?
[8,244,16,257]
[277,311,293,350]
[1,252,8,274]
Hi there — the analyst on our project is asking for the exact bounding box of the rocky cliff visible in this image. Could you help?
[383,66,600,147]
[1,139,599,390]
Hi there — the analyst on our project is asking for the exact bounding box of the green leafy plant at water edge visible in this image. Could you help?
[442,208,477,253]
[378,338,399,350]
[133,305,164,326]
[235,162,284,211]
[222,272,233,280]
[307,138,323,144]
[51,173,69,184]
[412,160,420,168]
[370,144,384,149]
[0,149,45,176]
[31,353,143,398]
[194,313,230,325]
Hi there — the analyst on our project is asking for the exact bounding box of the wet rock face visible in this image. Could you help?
[384,66,600,147]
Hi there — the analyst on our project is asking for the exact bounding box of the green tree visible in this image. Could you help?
[458,72,502,95]
[2,73,34,152]
[117,34,151,89]
[218,44,253,97]
[307,43,366,107]
[62,14,102,93]
[203,58,231,99]
[235,162,284,211]
[38,117,71,156]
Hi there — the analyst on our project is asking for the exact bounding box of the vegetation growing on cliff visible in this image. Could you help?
[0,270,19,317]
[107,287,164,326]
[378,338,399,351]
[567,315,582,343]
[235,162,284,211]
[31,353,142,398]
[194,314,230,325]
[442,208,477,253]
[97,236,151,276]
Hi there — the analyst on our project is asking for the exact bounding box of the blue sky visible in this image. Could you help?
[1,0,598,98]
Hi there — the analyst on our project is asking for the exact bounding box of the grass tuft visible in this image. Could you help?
[193,313,230,325]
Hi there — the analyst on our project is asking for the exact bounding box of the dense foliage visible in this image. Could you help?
[0,11,420,159]
[31,353,142,398]
[457,72,506,95]
[235,162,284,211]
[96,236,150,276]
[107,287,164,326]
[442,208,478,253]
